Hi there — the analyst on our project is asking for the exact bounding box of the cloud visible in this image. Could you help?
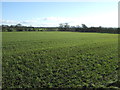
[20,20,38,24]
[1,20,19,24]
[38,12,117,27]
[1,19,39,26]
[42,17,73,23]
[1,9,118,27]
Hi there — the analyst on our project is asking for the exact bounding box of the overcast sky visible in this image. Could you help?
[1,1,118,27]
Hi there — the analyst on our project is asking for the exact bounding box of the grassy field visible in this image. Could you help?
[2,32,119,88]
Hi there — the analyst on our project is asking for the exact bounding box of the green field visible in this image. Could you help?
[2,32,119,88]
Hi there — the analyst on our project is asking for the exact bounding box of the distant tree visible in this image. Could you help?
[58,23,64,31]
[82,24,88,29]
[118,28,120,34]
[1,23,118,33]
[58,23,70,31]
[75,25,81,32]
[15,24,24,31]
[64,23,70,31]
[81,24,88,32]
[7,28,13,32]
[16,24,22,27]
[70,26,76,32]
[2,25,9,32]
[64,23,69,28]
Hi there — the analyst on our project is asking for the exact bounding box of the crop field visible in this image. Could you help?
[2,32,119,88]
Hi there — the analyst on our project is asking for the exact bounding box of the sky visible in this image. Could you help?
[1,1,118,27]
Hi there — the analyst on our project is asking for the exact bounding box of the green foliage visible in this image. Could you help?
[2,24,119,34]
[2,32,119,88]
[82,24,88,29]
[58,23,70,31]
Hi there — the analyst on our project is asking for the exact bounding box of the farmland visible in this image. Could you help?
[2,31,119,88]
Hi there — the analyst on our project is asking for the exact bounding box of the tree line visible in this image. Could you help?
[1,23,119,34]
[58,23,119,34]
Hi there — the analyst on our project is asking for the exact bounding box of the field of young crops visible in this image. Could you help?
[2,31,119,88]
